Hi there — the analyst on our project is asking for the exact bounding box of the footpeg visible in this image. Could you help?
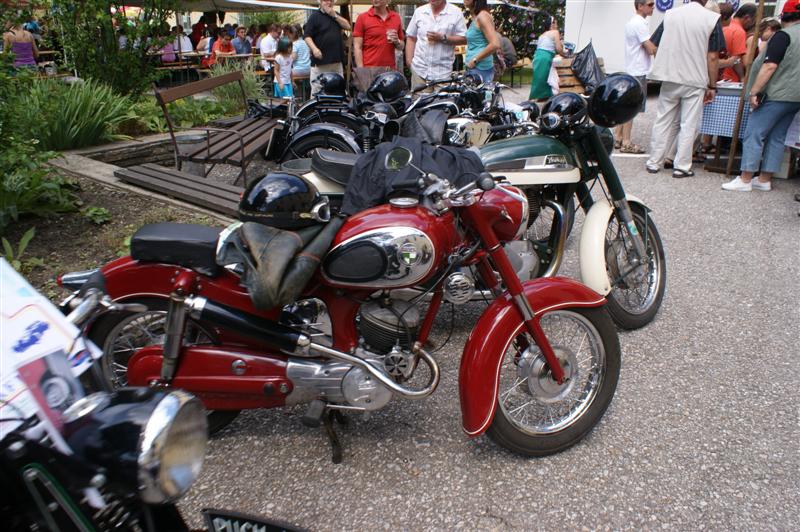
[301,399,326,427]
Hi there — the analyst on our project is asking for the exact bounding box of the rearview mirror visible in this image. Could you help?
[385,147,412,171]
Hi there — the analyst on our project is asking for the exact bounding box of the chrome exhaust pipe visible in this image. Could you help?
[308,342,440,400]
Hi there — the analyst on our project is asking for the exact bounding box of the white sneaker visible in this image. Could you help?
[751,179,772,191]
[721,176,752,192]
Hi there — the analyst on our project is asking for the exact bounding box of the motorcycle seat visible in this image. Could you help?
[311,149,360,186]
[131,223,222,276]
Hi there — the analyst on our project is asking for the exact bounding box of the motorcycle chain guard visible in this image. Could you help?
[127,345,292,410]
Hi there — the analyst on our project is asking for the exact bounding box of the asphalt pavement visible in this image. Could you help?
[180,89,800,530]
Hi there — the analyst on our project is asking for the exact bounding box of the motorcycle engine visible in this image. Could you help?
[358,299,420,355]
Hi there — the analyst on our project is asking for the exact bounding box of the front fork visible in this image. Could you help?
[475,241,567,385]
[584,128,648,263]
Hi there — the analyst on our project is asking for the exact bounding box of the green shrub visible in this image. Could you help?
[19,79,133,150]
[166,97,231,129]
[210,62,268,113]
[0,138,79,234]
[55,0,178,98]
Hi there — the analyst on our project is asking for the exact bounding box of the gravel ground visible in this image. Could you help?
[179,88,800,530]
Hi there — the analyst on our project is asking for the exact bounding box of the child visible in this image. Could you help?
[273,38,294,99]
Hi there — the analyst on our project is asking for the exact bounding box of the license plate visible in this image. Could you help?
[202,508,303,532]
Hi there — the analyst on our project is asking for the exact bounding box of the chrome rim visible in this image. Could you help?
[497,311,606,435]
[605,210,661,315]
[101,310,212,389]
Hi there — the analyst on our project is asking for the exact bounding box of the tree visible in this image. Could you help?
[494,1,565,60]
[52,0,178,97]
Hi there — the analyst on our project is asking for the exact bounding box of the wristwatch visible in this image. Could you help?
[442,35,449,45]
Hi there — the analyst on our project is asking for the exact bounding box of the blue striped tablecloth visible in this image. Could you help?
[700,94,750,138]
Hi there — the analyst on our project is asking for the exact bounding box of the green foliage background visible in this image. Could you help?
[494,1,565,60]
[53,0,178,98]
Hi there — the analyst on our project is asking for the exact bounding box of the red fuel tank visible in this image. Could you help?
[322,202,460,289]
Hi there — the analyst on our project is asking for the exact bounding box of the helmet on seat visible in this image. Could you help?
[539,93,588,133]
[588,74,644,127]
[239,172,331,229]
[367,71,408,102]
[316,72,346,96]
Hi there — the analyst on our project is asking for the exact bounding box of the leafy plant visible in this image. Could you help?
[1,227,43,272]
[82,206,112,225]
[168,97,231,129]
[0,18,79,234]
[210,61,268,113]
[494,1,565,60]
[16,78,133,150]
[53,0,179,98]
[240,11,298,29]
[0,137,79,234]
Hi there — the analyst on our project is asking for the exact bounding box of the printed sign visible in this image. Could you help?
[656,0,674,12]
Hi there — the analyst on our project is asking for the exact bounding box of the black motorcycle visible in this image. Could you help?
[1,278,302,531]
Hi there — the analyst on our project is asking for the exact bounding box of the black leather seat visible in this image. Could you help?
[310,149,360,186]
[131,223,221,276]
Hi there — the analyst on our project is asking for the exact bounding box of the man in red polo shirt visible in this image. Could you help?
[720,3,757,81]
[353,0,405,68]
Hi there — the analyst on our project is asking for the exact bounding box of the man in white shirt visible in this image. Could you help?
[405,0,467,90]
[616,0,656,153]
[259,24,281,71]
[645,0,723,177]
[173,26,193,56]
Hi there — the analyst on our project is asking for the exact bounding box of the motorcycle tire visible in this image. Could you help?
[280,133,359,162]
[604,203,666,330]
[299,111,362,134]
[86,297,241,435]
[486,306,620,456]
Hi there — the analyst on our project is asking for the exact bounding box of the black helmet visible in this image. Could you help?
[239,172,331,229]
[367,71,408,102]
[316,72,346,96]
[518,100,540,122]
[588,74,644,127]
[539,92,588,133]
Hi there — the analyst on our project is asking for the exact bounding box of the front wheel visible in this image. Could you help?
[487,307,621,456]
[604,203,666,329]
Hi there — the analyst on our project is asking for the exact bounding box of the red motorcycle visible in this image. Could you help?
[60,146,620,459]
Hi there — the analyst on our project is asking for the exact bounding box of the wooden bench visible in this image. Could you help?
[153,71,280,186]
[114,163,242,217]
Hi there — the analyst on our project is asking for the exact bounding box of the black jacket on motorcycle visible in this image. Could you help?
[341,137,485,216]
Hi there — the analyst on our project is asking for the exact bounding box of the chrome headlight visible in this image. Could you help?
[64,388,208,504]
[138,391,207,503]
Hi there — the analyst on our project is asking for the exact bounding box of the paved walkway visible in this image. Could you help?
[179,88,800,530]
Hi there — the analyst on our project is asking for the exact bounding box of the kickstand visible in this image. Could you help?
[323,410,345,464]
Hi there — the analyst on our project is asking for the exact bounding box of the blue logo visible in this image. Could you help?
[12,321,50,353]
[657,0,674,11]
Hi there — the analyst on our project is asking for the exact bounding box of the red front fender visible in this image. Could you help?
[459,277,606,436]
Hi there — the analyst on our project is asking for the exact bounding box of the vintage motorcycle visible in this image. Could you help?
[60,144,621,460]
[275,75,665,330]
[1,262,299,531]
[481,74,666,329]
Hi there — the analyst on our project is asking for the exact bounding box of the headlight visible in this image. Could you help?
[64,388,208,504]
[138,391,207,503]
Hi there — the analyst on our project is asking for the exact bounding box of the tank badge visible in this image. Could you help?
[399,243,420,266]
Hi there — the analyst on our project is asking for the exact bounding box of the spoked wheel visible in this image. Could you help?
[88,298,241,434]
[280,133,358,162]
[604,203,666,329]
[487,307,621,456]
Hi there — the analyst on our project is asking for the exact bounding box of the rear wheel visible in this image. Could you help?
[87,298,240,434]
[280,132,359,162]
[487,307,620,456]
[604,203,666,329]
